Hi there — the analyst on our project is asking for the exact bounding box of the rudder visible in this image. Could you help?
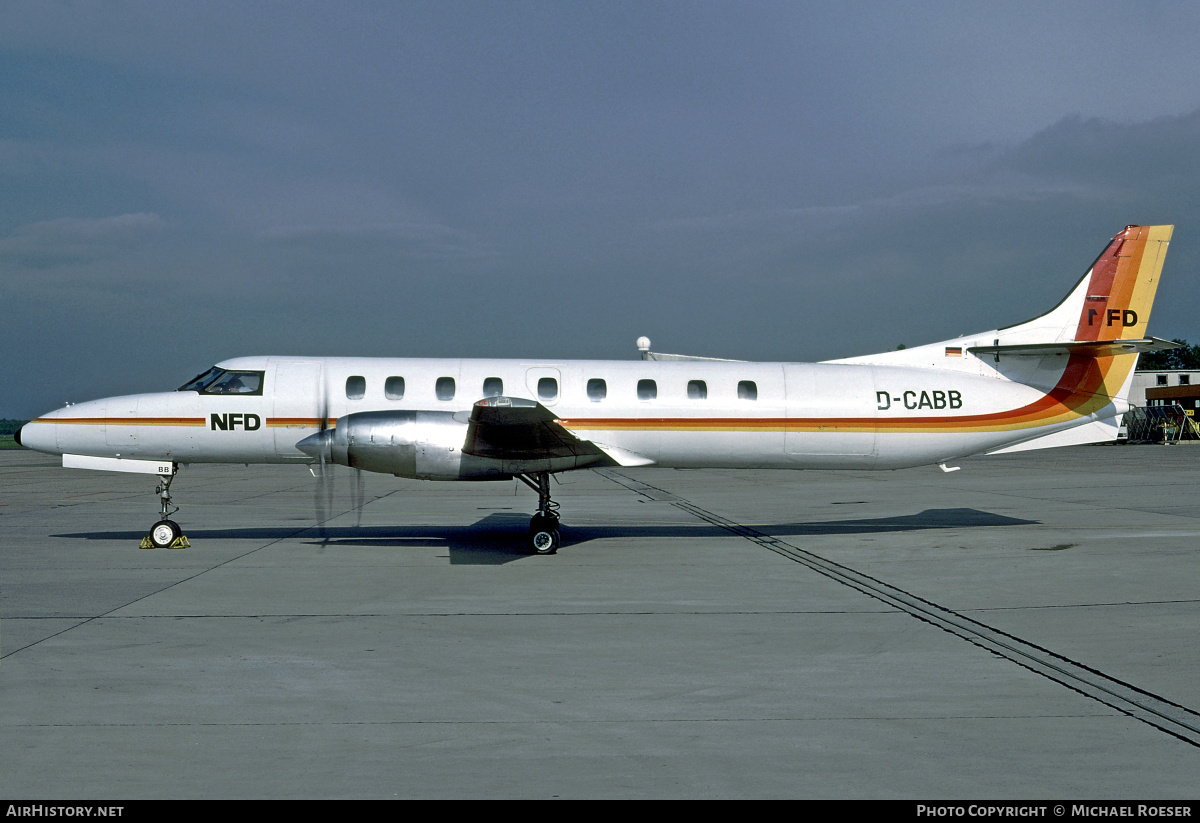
[1072,225,1172,342]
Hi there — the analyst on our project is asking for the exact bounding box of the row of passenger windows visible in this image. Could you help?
[344,376,759,402]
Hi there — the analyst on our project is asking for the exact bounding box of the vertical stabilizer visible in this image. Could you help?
[1013,224,1174,345]
[835,225,1174,380]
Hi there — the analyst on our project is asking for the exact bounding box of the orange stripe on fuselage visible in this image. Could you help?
[561,352,1128,435]
[33,417,337,428]
[32,417,207,427]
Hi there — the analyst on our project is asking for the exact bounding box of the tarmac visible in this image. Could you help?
[1,444,1198,799]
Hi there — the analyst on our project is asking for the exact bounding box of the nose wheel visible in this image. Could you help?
[149,518,182,548]
[141,465,190,549]
[519,472,561,554]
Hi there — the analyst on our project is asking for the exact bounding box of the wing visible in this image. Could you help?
[463,397,653,467]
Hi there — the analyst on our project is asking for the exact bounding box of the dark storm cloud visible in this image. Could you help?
[3,2,1200,417]
[628,107,1200,362]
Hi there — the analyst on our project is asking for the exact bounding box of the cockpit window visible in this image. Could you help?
[178,367,224,392]
[178,368,264,396]
[207,371,263,395]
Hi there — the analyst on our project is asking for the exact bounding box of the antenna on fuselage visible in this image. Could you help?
[633,337,743,363]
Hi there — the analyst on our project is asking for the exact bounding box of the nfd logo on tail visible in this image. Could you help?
[1089,309,1138,328]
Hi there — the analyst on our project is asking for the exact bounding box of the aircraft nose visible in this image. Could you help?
[16,413,65,454]
[19,399,110,456]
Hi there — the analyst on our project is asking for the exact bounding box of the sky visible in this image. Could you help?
[3,1,1200,418]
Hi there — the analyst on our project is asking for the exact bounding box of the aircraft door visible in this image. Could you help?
[272,361,324,459]
[784,363,877,457]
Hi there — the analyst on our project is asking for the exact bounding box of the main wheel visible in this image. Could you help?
[149,519,181,549]
[528,514,560,555]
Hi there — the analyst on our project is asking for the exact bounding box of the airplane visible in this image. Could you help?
[17,224,1177,554]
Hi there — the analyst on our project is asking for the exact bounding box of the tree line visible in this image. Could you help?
[1138,339,1200,371]
[0,419,27,437]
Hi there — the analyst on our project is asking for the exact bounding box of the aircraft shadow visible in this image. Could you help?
[54,507,1037,566]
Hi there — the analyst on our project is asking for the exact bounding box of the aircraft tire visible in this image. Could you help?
[528,518,559,555]
[150,519,181,549]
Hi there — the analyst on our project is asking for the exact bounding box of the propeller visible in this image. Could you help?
[299,371,335,540]
[296,375,367,535]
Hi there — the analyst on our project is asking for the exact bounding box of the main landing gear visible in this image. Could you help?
[517,472,560,555]
[140,464,190,549]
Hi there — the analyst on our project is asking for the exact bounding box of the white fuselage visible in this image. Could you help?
[20,352,1123,475]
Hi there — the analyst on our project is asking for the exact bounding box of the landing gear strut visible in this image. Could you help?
[517,472,560,554]
[141,464,190,549]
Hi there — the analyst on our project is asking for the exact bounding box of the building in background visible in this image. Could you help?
[1129,370,1200,412]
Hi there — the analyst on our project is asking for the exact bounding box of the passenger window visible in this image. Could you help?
[538,377,558,401]
[587,378,607,401]
[1157,375,1168,385]
[483,377,504,397]
[687,380,707,400]
[738,380,758,401]
[385,376,405,400]
[346,375,366,400]
[1181,375,1191,386]
[436,377,455,401]
[637,379,657,400]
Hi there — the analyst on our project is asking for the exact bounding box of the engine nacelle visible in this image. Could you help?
[299,410,506,480]
[297,402,615,480]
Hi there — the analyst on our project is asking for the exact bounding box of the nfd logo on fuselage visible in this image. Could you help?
[210,413,261,431]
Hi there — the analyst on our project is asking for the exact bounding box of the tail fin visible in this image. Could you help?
[999,224,1173,345]
[972,225,1175,402]
[831,225,1174,455]
[836,225,1175,373]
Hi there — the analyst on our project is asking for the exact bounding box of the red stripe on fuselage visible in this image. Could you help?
[562,353,1123,434]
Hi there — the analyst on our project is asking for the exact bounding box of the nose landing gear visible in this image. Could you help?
[140,465,190,549]
[518,472,560,554]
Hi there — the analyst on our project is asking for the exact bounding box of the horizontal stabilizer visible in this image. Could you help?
[967,337,1181,359]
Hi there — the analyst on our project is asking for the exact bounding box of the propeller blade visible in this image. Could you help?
[308,367,333,540]
[313,452,334,539]
[352,467,365,528]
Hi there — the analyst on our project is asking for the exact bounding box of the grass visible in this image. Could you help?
[0,420,28,449]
